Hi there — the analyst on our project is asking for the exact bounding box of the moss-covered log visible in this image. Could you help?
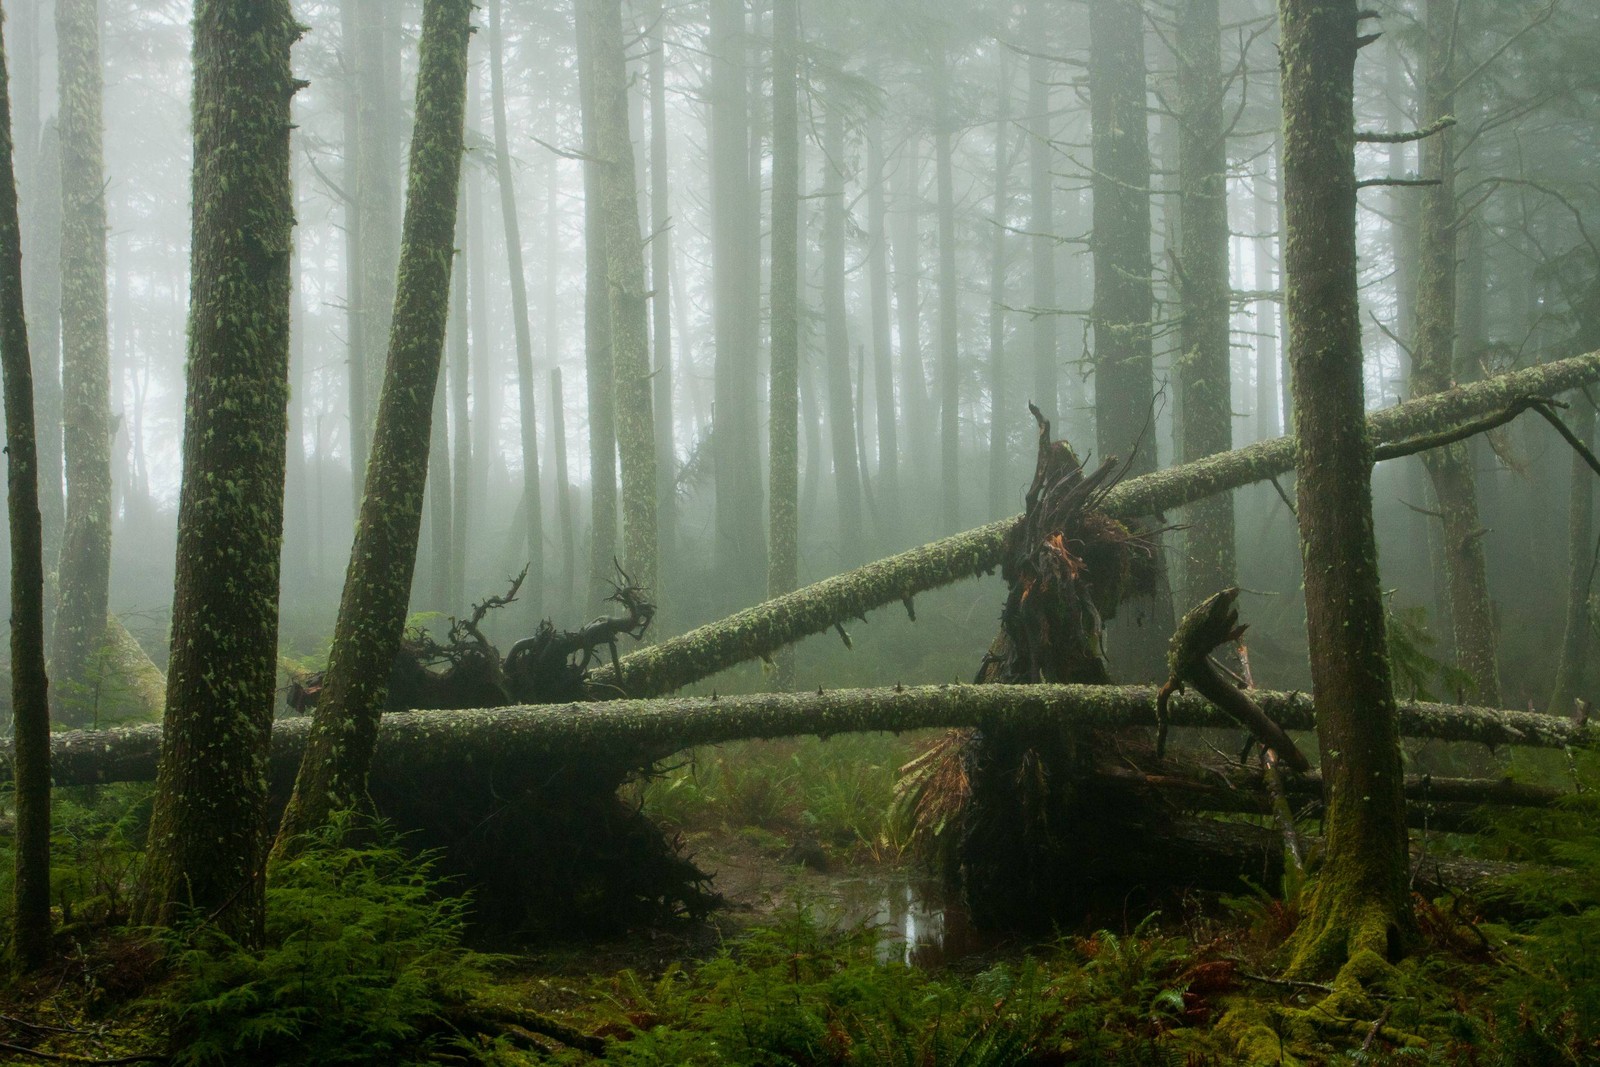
[28,683,1595,790]
[595,350,1600,698]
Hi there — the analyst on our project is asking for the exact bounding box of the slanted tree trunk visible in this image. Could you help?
[52,0,112,727]
[1175,0,1234,607]
[274,0,472,851]
[576,0,617,605]
[1411,0,1500,705]
[1277,0,1415,978]
[586,0,659,602]
[488,0,545,615]
[140,0,302,943]
[0,20,52,970]
[590,349,1600,699]
[767,0,800,689]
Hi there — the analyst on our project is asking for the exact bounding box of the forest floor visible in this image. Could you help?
[2,735,1598,1065]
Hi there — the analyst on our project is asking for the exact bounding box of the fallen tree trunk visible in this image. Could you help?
[28,682,1594,789]
[594,350,1600,698]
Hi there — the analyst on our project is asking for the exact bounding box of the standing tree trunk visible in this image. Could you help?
[934,46,961,534]
[892,136,933,487]
[865,118,898,530]
[988,51,1014,517]
[1411,0,1499,705]
[550,367,577,616]
[140,0,301,942]
[1174,0,1235,606]
[52,0,112,727]
[1550,283,1600,715]
[576,0,617,605]
[0,20,51,971]
[709,0,765,606]
[488,0,544,614]
[586,0,659,601]
[1278,0,1414,978]
[1026,0,1058,424]
[767,0,800,690]
[647,0,677,576]
[275,0,472,849]
[1252,168,1279,442]
[25,121,61,557]
[822,101,865,559]
[448,179,471,608]
[425,351,452,609]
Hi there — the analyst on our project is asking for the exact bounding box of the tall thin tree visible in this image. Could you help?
[768,0,800,689]
[276,0,473,848]
[140,0,302,942]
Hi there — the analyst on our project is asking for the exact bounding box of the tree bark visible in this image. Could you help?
[822,101,865,556]
[0,18,52,971]
[709,0,765,605]
[1175,0,1235,607]
[935,47,961,533]
[767,0,800,689]
[576,0,617,606]
[865,118,898,527]
[1278,0,1414,977]
[140,0,301,943]
[52,0,112,727]
[274,0,471,850]
[647,0,677,575]
[1026,0,1058,424]
[587,0,659,602]
[30,684,1596,792]
[1411,0,1500,705]
[591,350,1600,698]
[988,53,1014,517]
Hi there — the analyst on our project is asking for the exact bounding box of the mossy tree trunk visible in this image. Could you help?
[51,0,111,728]
[273,0,471,851]
[1277,0,1414,977]
[139,0,302,943]
[1411,0,1500,705]
[0,20,52,971]
[586,0,659,603]
[590,349,1600,700]
[488,0,544,615]
[767,0,800,690]
[1175,0,1235,607]
[575,0,617,606]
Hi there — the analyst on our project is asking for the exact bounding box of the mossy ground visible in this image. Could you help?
[4,741,1600,1064]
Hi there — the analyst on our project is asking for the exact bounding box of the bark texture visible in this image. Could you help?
[587,0,659,599]
[52,0,112,727]
[275,0,471,849]
[140,0,301,941]
[1278,0,1414,977]
[1175,0,1235,606]
[767,0,800,689]
[0,20,52,970]
[30,685,1594,791]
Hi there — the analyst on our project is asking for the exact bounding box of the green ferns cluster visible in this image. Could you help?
[159,817,492,1066]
